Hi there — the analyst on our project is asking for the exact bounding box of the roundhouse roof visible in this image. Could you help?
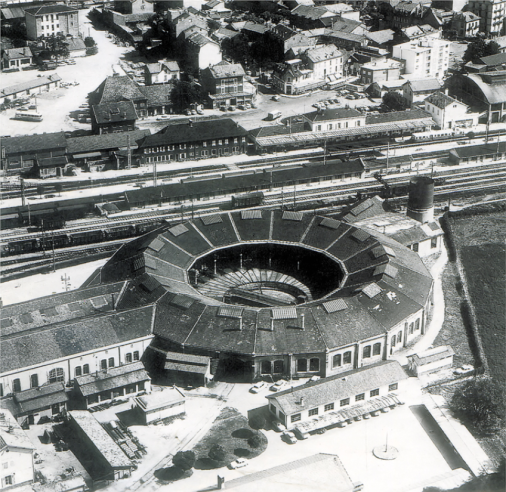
[99,210,432,357]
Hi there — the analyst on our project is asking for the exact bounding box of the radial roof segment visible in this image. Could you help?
[98,210,432,355]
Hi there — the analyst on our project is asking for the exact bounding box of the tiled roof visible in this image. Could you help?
[365,29,395,45]
[1,131,66,154]
[267,360,407,415]
[187,32,216,47]
[139,84,174,105]
[92,100,138,125]
[292,4,331,20]
[66,37,86,51]
[38,155,68,168]
[408,78,443,93]
[479,52,506,67]
[91,75,146,105]
[2,46,32,59]
[67,129,150,155]
[0,74,61,98]
[25,5,77,15]
[425,91,465,109]
[0,7,25,20]
[304,44,342,63]
[0,408,34,450]
[209,61,245,78]
[14,382,68,414]
[365,109,431,124]
[304,108,362,122]
[242,22,269,34]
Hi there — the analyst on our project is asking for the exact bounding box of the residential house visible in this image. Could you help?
[289,4,341,29]
[326,16,367,34]
[0,131,67,176]
[139,84,174,115]
[186,32,221,70]
[401,23,441,41]
[360,59,403,85]
[450,71,506,122]
[266,360,408,430]
[0,409,35,490]
[25,5,79,40]
[452,11,480,37]
[1,47,33,71]
[424,91,479,129]
[201,0,231,18]
[270,24,317,53]
[465,0,506,35]
[421,8,454,30]
[392,37,450,78]
[167,10,208,39]
[144,60,180,85]
[272,59,319,94]
[307,29,368,50]
[137,118,248,163]
[201,61,254,109]
[367,79,407,98]
[379,1,425,30]
[407,346,454,376]
[91,100,138,134]
[66,37,87,57]
[0,74,61,104]
[303,108,366,131]
[347,46,390,76]
[403,77,443,105]
[34,155,69,178]
[304,44,343,81]
[365,29,396,50]
[241,21,270,39]
[325,3,361,21]
[113,0,154,14]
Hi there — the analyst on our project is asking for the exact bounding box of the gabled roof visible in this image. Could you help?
[65,37,86,51]
[365,108,431,124]
[2,46,32,59]
[0,74,61,98]
[208,60,245,78]
[1,131,67,154]
[303,44,342,63]
[365,29,395,45]
[0,408,34,451]
[14,382,68,414]
[25,4,77,15]
[408,78,443,93]
[454,11,480,22]
[139,84,174,105]
[304,108,362,122]
[242,21,269,35]
[187,32,216,47]
[67,129,150,155]
[92,100,138,125]
[425,91,466,109]
[291,4,333,20]
[91,75,146,105]
[478,52,506,67]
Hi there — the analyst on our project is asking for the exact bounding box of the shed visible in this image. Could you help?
[407,346,454,376]
[133,387,185,424]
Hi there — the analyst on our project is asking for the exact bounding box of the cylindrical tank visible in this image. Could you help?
[407,176,434,223]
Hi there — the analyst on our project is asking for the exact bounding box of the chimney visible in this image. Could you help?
[239,317,242,331]
[217,475,226,489]
[300,313,305,330]
[270,318,274,331]
[300,396,304,405]
[111,293,115,310]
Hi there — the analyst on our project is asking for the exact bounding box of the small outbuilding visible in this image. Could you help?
[407,346,455,376]
[133,387,185,424]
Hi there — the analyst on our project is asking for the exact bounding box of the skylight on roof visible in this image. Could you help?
[140,276,161,293]
[201,214,223,226]
[282,211,303,222]
[323,298,347,313]
[170,294,194,309]
[217,306,244,318]
[90,296,108,308]
[350,200,373,216]
[383,246,396,257]
[362,283,382,298]
[351,229,370,242]
[241,210,262,220]
[272,307,297,319]
[148,237,165,252]
[373,263,398,278]
[320,217,340,229]
[371,246,386,258]
[169,224,189,236]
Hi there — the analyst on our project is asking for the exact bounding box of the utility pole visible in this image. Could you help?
[385,141,389,175]
[293,183,296,208]
[153,160,157,187]
[127,135,131,170]
[52,233,55,272]
[61,273,71,291]
[21,178,26,207]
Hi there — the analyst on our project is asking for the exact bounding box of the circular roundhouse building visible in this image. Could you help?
[96,209,434,382]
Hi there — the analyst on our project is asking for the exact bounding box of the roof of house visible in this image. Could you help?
[68,411,132,468]
[478,52,506,67]
[67,129,150,155]
[303,44,342,63]
[134,388,185,412]
[13,382,68,414]
[461,72,506,104]
[91,75,146,105]
[242,21,269,35]
[339,196,388,223]
[38,155,68,168]
[267,360,407,415]
[365,108,431,124]
[365,29,395,45]
[451,141,506,159]
[138,118,247,146]
[25,4,78,15]
[66,38,86,51]
[165,351,210,365]
[139,84,174,105]
[409,345,455,366]
[320,30,366,43]
[187,32,216,47]
[0,73,61,98]
[145,60,180,73]
[0,408,34,451]
[304,108,362,122]
[407,78,443,93]
[92,100,138,125]
[291,4,334,20]
[0,6,25,20]
[425,91,466,109]
[454,11,480,21]
[2,46,33,59]
[1,131,67,154]
[223,453,358,492]
[208,60,245,78]
[74,361,150,396]
[326,17,363,34]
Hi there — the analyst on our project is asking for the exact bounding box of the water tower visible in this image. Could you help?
[407,176,434,223]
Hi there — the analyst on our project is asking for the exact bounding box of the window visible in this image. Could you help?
[31,374,39,388]
[389,383,398,391]
[355,393,365,401]
[49,367,64,383]
[291,413,301,423]
[179,144,186,149]
[234,138,238,144]
[261,360,271,374]
[13,378,21,392]
[415,319,420,331]
[101,359,107,370]
[309,358,319,372]
[324,403,334,412]
[52,403,60,415]
[212,140,216,146]
[83,364,90,374]
[218,140,223,145]
[126,353,133,363]
[133,351,140,361]
[409,323,414,335]
[391,336,396,348]
[340,398,350,407]
[0,384,3,397]
[224,139,228,144]
[308,408,319,417]
[108,357,115,368]
[431,237,438,249]
[297,359,307,372]
[363,346,371,358]
[343,351,352,364]
[373,343,381,356]
[269,403,276,414]
[273,360,284,374]
[370,388,379,397]
[413,243,419,252]
[4,476,12,486]
[332,354,341,368]
[75,366,82,377]
[203,141,207,147]
[397,331,402,344]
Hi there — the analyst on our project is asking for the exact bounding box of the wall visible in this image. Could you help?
[0,447,34,489]
[306,115,366,132]
[198,43,222,70]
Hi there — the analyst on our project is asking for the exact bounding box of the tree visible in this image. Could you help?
[170,80,201,113]
[382,92,408,111]
[37,185,45,197]
[248,414,265,430]
[208,444,226,462]
[463,39,500,62]
[38,34,69,61]
[84,36,96,47]
[247,434,262,448]
[450,378,505,434]
[172,451,195,471]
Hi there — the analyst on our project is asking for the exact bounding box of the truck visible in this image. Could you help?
[267,111,282,121]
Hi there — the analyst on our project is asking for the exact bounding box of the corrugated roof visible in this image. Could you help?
[201,214,223,226]
[217,306,244,318]
[282,211,304,221]
[241,210,262,219]
[170,294,194,309]
[320,217,341,229]
[140,276,162,292]
[272,307,298,319]
[350,229,370,242]
[374,263,398,278]
[148,237,165,252]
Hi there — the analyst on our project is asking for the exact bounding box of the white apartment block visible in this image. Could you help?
[466,0,506,35]
[392,37,450,79]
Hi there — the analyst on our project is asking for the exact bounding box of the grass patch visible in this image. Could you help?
[192,407,268,470]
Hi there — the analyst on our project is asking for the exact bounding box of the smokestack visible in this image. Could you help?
[111,293,115,310]
[407,176,434,224]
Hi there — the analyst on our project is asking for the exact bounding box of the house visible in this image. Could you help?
[0,74,61,104]
[163,352,212,386]
[270,24,317,53]
[91,75,148,116]
[113,0,154,14]
[1,47,33,71]
[360,59,403,85]
[392,37,450,78]
[465,0,505,36]
[215,453,362,492]
[303,108,366,131]
[66,411,134,481]
[186,32,222,70]
[313,30,368,50]
[25,5,79,40]
[266,360,408,431]
[403,77,443,105]
[72,361,151,409]
[137,118,248,162]
[424,91,479,129]
[65,37,87,57]
[452,11,480,38]
[303,44,343,81]
[201,0,231,18]
[379,1,425,30]
[476,52,506,70]
[365,29,396,49]
[449,141,506,165]
[289,4,341,29]
[167,10,208,39]
[133,387,185,424]
[201,61,254,109]
[0,131,67,176]
[0,409,35,490]
[144,60,180,85]
[367,79,407,98]
[407,346,455,376]
[91,100,138,134]
[272,59,319,94]
[34,155,69,178]
[450,71,506,123]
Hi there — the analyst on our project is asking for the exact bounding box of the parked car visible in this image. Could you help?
[156,115,171,121]
[229,458,249,469]
[345,95,354,100]
[245,103,251,109]
[185,109,192,116]
[270,380,287,392]
[281,431,297,444]
[250,381,266,394]
[197,108,204,115]
[293,427,310,440]
[271,420,286,432]
[308,375,321,383]
[271,95,280,101]
[237,104,245,110]
[266,111,282,121]
[454,364,474,375]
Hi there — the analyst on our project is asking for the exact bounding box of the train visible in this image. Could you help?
[231,192,265,208]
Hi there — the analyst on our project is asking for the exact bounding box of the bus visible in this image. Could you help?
[12,111,43,122]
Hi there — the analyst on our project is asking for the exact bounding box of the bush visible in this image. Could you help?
[208,444,226,462]
[247,435,262,449]
[84,36,96,47]
[231,428,254,439]
[172,450,195,471]
[248,415,265,430]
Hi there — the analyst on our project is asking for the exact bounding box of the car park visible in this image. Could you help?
[282,431,297,444]
[270,380,287,391]
[229,458,249,469]
[250,381,266,393]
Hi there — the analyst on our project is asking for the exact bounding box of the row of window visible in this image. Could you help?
[144,137,245,153]
[86,382,145,404]
[315,120,361,132]
[331,343,382,368]
[290,384,399,422]
[145,147,241,162]
[261,358,320,375]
